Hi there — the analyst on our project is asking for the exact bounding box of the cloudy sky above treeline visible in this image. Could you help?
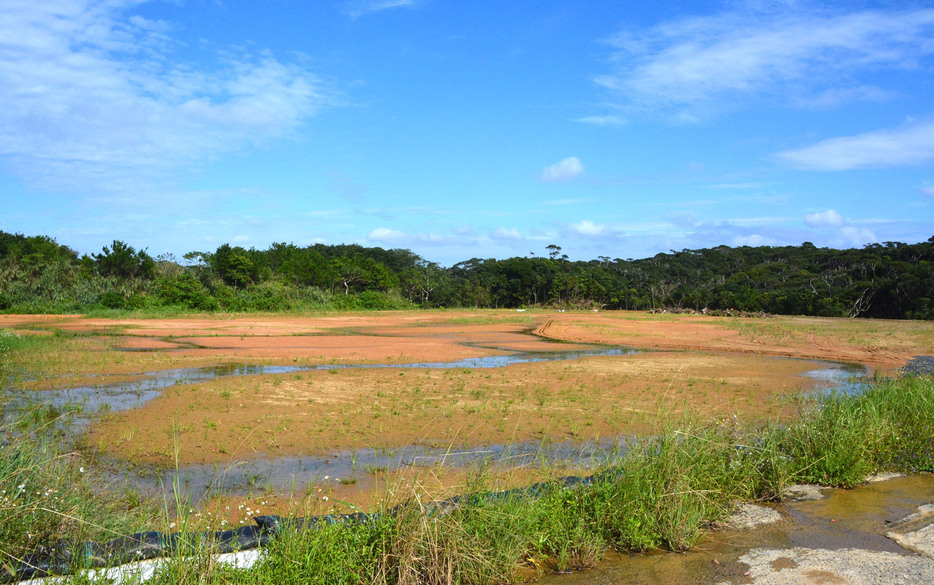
[1,0,933,265]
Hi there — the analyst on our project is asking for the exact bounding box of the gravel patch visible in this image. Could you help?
[724,547,934,585]
[727,503,782,529]
[783,484,826,501]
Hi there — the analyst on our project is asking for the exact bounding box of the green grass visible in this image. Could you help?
[0,420,158,568]
[2,375,934,584]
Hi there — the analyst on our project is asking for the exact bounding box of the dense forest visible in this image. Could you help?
[1,230,932,319]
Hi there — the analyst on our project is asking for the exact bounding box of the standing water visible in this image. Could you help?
[6,347,871,504]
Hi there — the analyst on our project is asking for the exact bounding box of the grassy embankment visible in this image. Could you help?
[2,326,934,584]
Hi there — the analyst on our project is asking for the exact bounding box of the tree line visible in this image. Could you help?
[1,230,931,319]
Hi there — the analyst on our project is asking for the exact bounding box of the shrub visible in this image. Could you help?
[99,290,127,309]
[158,273,218,311]
[333,291,413,311]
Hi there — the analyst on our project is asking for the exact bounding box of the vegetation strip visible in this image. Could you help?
[3,371,933,584]
[4,470,611,582]
[2,230,932,318]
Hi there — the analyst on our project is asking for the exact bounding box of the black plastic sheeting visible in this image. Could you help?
[901,356,934,377]
[3,467,625,583]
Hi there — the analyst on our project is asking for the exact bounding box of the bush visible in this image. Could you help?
[157,273,218,311]
[99,290,127,309]
[240,282,293,311]
[333,291,413,311]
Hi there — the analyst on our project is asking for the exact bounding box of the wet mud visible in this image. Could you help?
[9,347,867,508]
[5,345,640,433]
[6,327,875,510]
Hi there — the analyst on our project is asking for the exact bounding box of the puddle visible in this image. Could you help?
[5,345,873,505]
[101,437,632,506]
[534,473,934,585]
[3,346,640,434]
[802,361,870,396]
[7,349,867,433]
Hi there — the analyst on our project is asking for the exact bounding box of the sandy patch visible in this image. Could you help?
[85,350,817,467]
[9,310,933,469]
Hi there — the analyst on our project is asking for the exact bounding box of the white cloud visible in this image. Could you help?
[921,186,934,198]
[0,0,328,195]
[839,225,877,247]
[367,226,474,250]
[367,227,407,243]
[732,234,775,247]
[491,227,522,240]
[540,157,585,182]
[569,220,606,236]
[794,85,896,109]
[573,115,626,127]
[597,7,934,119]
[805,209,845,228]
[345,0,416,18]
[776,121,934,170]
[802,209,877,247]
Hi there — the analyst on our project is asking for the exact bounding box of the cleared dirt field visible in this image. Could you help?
[4,310,932,469]
[4,309,933,522]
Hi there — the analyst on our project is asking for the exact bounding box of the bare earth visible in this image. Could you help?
[4,310,932,472]
[4,310,934,526]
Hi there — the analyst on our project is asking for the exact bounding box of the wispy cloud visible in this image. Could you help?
[596,6,934,120]
[544,198,594,206]
[491,226,523,241]
[540,156,584,182]
[803,209,876,247]
[568,220,606,236]
[329,172,368,204]
[793,85,896,109]
[805,209,845,228]
[366,227,464,248]
[361,205,451,220]
[704,182,769,190]
[731,234,777,247]
[367,227,407,242]
[573,115,626,127]
[0,0,329,196]
[776,121,934,170]
[344,0,417,19]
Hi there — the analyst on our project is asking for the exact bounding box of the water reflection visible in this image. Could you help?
[801,361,870,396]
[105,437,632,506]
[4,346,640,433]
[6,346,873,504]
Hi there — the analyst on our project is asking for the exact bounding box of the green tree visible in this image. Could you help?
[210,244,258,288]
[93,241,154,280]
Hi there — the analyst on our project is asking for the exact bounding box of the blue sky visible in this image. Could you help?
[1,0,933,266]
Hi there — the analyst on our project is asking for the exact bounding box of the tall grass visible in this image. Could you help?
[784,375,934,486]
[2,375,933,584]
[0,420,157,571]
